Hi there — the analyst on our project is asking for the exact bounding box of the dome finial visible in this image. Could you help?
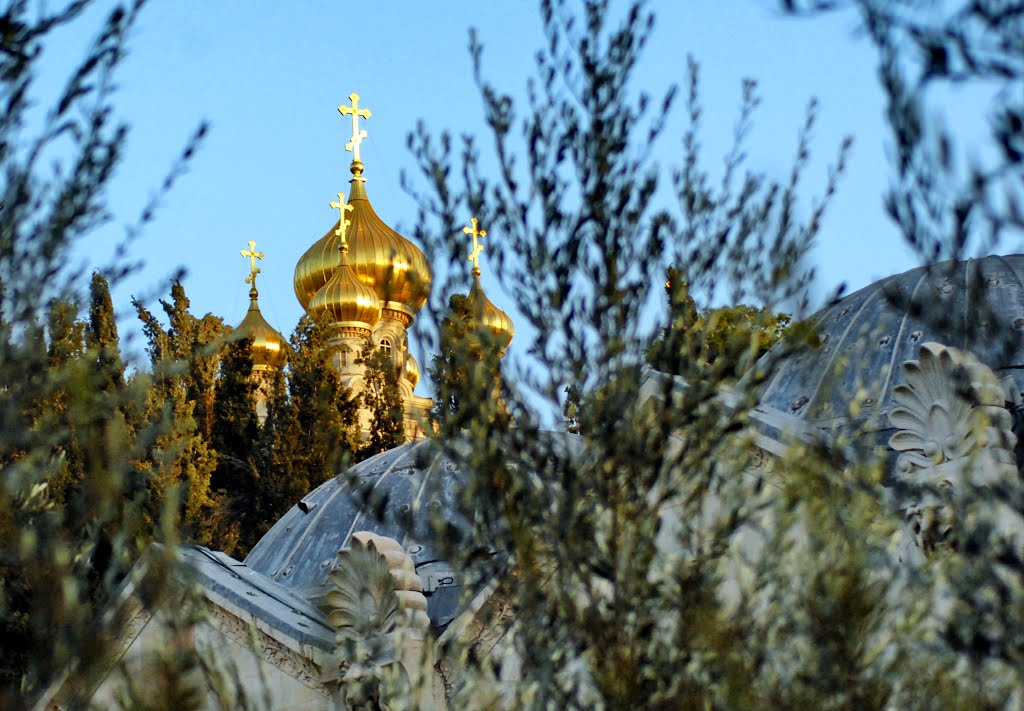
[329,191,354,258]
[463,217,487,278]
[241,239,264,299]
[338,92,371,167]
[462,217,514,356]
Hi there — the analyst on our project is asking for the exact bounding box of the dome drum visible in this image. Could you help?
[244,441,470,628]
[244,433,582,629]
[381,303,414,327]
[328,323,375,339]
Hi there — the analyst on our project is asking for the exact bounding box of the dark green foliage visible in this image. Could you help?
[87,272,126,393]
[428,292,507,432]
[359,341,405,459]
[243,367,300,551]
[133,288,221,546]
[208,338,260,555]
[284,315,360,484]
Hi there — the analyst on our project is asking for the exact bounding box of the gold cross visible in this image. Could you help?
[330,192,354,246]
[463,217,487,273]
[338,92,372,163]
[240,240,263,286]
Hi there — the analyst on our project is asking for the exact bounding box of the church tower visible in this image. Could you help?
[293,92,433,438]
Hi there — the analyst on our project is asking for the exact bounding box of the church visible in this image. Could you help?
[82,92,1024,709]
[230,93,511,440]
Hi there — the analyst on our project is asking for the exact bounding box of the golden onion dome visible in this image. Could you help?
[308,244,382,331]
[467,271,514,355]
[233,287,288,370]
[294,163,432,318]
[404,351,420,388]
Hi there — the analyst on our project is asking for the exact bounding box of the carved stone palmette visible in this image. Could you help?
[326,532,434,710]
[888,342,1016,476]
[887,342,1018,555]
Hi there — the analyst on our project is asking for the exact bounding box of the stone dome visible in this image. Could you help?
[245,431,583,630]
[755,255,1024,436]
[244,439,470,628]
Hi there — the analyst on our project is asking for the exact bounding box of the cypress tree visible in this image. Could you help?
[428,292,506,432]
[284,314,360,489]
[44,299,87,504]
[208,338,260,554]
[86,272,125,392]
[133,287,220,546]
[359,341,405,459]
[160,282,226,442]
[246,367,298,552]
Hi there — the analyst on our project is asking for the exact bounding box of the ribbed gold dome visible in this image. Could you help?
[468,273,514,354]
[233,288,288,369]
[294,165,432,318]
[308,248,382,330]
[404,351,420,388]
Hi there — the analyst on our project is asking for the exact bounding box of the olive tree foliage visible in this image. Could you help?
[776,0,1024,703]
[0,2,254,709]
[396,0,941,707]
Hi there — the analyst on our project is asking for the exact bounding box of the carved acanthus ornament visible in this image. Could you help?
[887,342,1018,554]
[325,532,436,710]
[205,605,327,696]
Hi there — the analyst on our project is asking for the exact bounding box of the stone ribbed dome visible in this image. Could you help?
[244,440,468,628]
[307,247,382,332]
[468,273,514,355]
[232,289,288,370]
[294,165,432,319]
[756,255,1024,431]
[245,433,582,629]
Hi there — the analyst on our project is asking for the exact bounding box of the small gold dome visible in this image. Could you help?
[404,351,420,388]
[294,165,432,318]
[308,248,382,331]
[468,273,514,355]
[233,289,288,370]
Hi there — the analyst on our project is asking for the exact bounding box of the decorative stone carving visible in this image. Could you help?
[887,342,1018,554]
[889,342,1015,474]
[114,598,152,662]
[205,605,328,696]
[325,532,436,710]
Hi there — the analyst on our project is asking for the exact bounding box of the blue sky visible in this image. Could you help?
[41,1,933,386]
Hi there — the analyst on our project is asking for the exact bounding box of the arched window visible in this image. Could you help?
[339,345,353,368]
[379,338,393,358]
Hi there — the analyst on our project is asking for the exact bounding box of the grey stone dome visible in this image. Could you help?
[245,439,469,628]
[756,255,1024,434]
